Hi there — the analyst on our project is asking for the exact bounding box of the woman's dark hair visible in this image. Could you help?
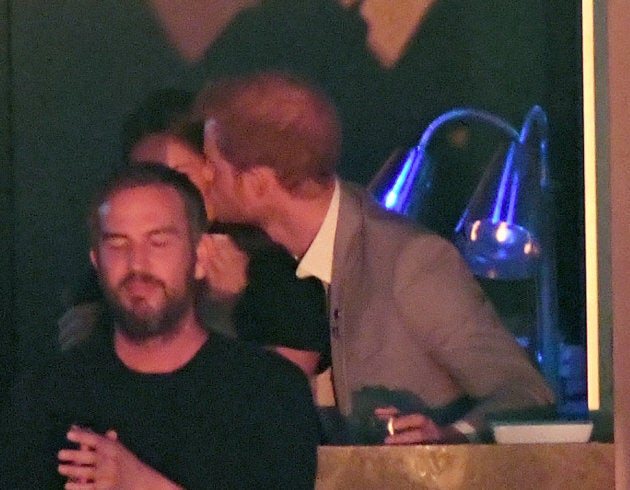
[121,88,195,160]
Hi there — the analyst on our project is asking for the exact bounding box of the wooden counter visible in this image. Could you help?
[316,443,614,489]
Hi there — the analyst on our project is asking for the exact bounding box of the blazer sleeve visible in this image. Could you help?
[393,233,556,432]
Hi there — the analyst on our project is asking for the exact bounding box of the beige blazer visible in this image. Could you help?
[328,181,555,431]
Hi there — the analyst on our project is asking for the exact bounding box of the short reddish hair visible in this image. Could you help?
[192,72,342,191]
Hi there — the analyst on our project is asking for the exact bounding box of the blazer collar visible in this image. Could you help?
[332,182,366,283]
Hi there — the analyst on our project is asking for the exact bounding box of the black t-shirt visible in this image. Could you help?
[209,223,330,358]
[1,327,319,489]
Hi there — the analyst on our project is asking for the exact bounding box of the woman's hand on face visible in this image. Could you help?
[200,233,249,300]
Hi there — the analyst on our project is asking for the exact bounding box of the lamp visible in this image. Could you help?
[369,106,560,395]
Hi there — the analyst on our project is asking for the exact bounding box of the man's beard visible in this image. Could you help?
[102,270,197,342]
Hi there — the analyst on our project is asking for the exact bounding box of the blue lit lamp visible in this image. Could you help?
[369,106,560,395]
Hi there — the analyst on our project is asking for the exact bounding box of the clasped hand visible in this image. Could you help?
[57,426,182,489]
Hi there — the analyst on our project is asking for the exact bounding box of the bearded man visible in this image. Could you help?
[1,164,319,489]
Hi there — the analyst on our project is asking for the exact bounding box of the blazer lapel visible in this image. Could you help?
[329,183,366,413]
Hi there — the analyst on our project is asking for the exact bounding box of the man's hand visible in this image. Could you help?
[375,407,469,444]
[200,233,249,300]
[57,426,182,489]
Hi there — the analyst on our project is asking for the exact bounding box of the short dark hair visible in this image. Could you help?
[121,88,195,160]
[191,71,341,191]
[171,120,204,155]
[88,164,208,247]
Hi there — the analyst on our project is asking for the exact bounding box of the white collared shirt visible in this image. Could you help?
[296,180,340,286]
[296,182,340,408]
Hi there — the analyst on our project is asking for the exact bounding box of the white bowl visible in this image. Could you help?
[491,420,594,444]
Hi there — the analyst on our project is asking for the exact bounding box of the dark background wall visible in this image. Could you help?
[1,0,16,409]
[0,1,581,389]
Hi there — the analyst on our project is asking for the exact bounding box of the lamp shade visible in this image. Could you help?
[370,106,549,280]
[369,108,520,228]
[453,106,549,280]
[368,146,435,218]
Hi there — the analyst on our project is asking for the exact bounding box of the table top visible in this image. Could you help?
[316,443,614,489]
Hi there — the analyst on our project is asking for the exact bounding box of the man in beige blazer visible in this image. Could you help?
[192,71,555,444]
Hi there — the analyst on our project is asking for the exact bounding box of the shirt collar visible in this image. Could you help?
[296,180,340,285]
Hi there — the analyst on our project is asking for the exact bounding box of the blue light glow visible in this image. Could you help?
[378,108,519,216]
[383,148,418,210]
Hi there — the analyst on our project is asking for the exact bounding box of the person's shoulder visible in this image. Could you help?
[339,181,466,271]
[254,0,366,31]
[340,180,436,238]
[54,336,108,374]
[208,334,301,370]
[9,340,103,406]
[208,334,310,387]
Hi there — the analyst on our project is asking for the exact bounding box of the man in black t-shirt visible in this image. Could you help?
[2,164,319,489]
